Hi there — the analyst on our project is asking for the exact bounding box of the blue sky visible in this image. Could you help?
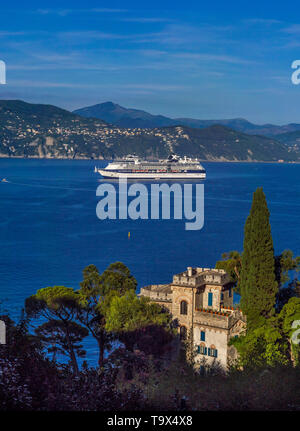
[1,1,300,123]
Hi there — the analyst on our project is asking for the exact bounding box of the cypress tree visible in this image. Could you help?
[239,187,277,330]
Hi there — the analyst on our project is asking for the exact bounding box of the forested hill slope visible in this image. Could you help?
[0,100,298,161]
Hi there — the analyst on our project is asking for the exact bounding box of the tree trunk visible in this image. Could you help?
[97,334,104,368]
[289,338,296,366]
[65,327,79,375]
[69,345,79,375]
[52,345,57,363]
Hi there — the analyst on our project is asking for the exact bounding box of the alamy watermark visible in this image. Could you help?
[291,60,300,84]
[0,60,6,84]
[96,179,204,230]
[0,320,5,344]
[291,320,300,345]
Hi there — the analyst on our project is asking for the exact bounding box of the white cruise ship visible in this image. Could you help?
[95,155,206,179]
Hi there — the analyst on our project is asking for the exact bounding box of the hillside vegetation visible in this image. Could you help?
[0,100,298,161]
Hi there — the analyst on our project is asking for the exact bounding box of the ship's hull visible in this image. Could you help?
[97,169,206,179]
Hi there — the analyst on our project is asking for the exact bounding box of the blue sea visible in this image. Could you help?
[0,159,299,364]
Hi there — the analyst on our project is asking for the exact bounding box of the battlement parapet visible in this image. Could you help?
[139,285,172,303]
[172,267,232,288]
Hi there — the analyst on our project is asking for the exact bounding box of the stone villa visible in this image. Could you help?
[139,266,246,369]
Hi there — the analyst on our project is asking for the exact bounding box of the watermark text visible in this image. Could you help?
[96,179,204,231]
[0,60,6,84]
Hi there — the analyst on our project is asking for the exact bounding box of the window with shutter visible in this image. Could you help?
[180,300,188,315]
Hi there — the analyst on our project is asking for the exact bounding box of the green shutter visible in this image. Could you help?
[208,348,211,356]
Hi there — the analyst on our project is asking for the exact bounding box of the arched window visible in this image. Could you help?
[209,344,218,358]
[198,342,207,355]
[180,300,188,315]
[180,326,187,340]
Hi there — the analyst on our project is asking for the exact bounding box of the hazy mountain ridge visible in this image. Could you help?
[73,101,300,136]
[0,99,298,162]
[73,101,176,128]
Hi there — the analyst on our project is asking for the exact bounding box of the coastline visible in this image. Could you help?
[0,155,299,164]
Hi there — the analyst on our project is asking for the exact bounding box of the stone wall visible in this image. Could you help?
[194,325,228,368]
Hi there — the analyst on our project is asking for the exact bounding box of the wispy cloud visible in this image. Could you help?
[270,74,291,85]
[244,18,282,25]
[171,52,255,65]
[90,8,128,13]
[58,31,132,41]
[281,24,300,34]
[35,8,128,16]
[7,80,191,92]
[130,23,234,47]
[120,83,191,91]
[120,17,174,23]
[0,31,28,36]
[8,80,96,88]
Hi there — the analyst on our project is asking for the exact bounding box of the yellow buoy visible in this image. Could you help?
[128,232,131,239]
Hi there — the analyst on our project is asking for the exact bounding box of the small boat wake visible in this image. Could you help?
[1,178,94,192]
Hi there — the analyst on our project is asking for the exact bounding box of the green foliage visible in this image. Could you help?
[25,286,81,374]
[26,285,79,320]
[216,250,242,293]
[101,262,138,297]
[77,264,113,368]
[77,262,137,366]
[2,324,300,412]
[275,249,300,288]
[104,290,170,333]
[239,187,278,330]
[132,359,300,411]
[25,263,138,370]
[79,264,104,300]
[279,297,300,334]
[35,319,88,363]
[279,297,300,364]
[103,290,173,352]
[230,318,289,368]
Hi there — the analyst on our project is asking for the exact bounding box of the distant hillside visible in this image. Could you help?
[174,118,300,136]
[73,101,300,136]
[73,101,176,128]
[0,99,298,162]
[154,124,296,162]
[0,99,108,159]
[276,130,300,151]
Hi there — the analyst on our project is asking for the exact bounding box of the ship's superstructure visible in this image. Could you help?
[95,155,206,179]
